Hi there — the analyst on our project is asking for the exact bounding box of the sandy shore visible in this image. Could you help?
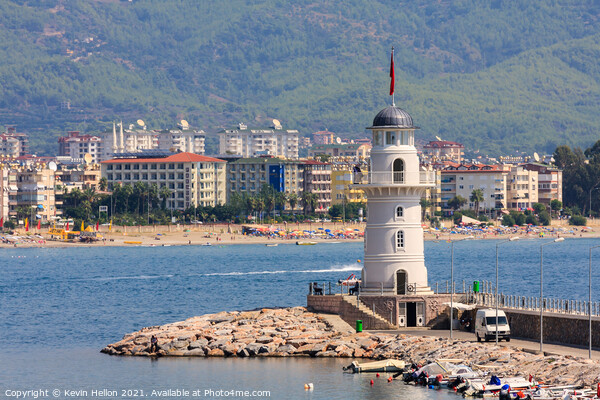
[3,220,600,248]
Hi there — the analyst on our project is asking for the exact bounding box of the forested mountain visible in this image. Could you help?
[2,0,600,155]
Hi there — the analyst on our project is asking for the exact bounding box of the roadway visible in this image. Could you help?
[375,328,600,360]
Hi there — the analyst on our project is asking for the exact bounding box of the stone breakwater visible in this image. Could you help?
[102,307,600,387]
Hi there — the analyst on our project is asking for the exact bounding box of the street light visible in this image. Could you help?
[590,185,600,218]
[540,237,564,353]
[589,245,600,359]
[496,236,519,344]
[450,235,475,339]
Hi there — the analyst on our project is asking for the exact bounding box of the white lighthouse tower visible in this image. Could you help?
[357,52,435,296]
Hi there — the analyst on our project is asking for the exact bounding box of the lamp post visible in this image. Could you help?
[540,237,564,353]
[450,235,475,339]
[589,245,600,359]
[589,186,600,218]
[496,236,519,344]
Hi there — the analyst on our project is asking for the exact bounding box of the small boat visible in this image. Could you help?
[296,241,317,245]
[124,241,142,244]
[343,359,405,373]
[202,242,212,246]
[265,243,278,247]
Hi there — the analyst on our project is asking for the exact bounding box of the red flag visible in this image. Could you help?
[96,221,99,231]
[389,47,395,96]
[0,217,3,228]
[25,218,29,232]
[66,222,69,231]
[37,220,41,230]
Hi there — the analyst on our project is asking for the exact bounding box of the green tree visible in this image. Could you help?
[550,199,562,218]
[447,195,467,211]
[99,177,108,191]
[469,189,484,216]
[288,193,299,213]
[532,202,546,214]
[538,211,551,226]
[502,214,515,226]
[570,215,587,226]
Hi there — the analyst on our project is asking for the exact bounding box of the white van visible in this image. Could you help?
[475,309,511,342]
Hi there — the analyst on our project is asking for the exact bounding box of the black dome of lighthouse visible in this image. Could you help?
[368,106,416,129]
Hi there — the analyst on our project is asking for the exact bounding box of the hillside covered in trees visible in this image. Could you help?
[2,0,600,155]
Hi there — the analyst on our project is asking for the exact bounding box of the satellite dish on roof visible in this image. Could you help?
[550,157,555,163]
[435,135,442,141]
[180,119,189,129]
[48,161,57,171]
[137,119,145,127]
[84,153,93,164]
[272,119,282,129]
[336,137,342,144]
[533,152,540,162]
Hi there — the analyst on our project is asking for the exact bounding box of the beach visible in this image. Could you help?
[3,219,600,248]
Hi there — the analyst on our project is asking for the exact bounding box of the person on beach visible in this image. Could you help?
[349,281,359,296]
[150,335,159,353]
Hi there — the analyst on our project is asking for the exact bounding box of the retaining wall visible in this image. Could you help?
[500,308,600,348]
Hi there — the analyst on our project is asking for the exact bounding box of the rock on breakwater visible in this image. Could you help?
[102,307,600,387]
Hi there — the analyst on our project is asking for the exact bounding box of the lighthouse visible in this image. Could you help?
[357,50,435,296]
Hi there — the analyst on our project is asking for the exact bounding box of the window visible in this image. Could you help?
[396,230,405,250]
[396,205,404,218]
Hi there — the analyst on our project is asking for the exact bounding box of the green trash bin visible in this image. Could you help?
[356,320,363,333]
[473,280,480,293]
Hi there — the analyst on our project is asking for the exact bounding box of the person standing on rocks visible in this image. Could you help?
[150,335,159,353]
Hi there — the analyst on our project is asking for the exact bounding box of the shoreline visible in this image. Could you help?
[2,221,599,249]
[102,307,600,388]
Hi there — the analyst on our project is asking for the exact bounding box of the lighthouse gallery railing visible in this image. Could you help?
[366,170,436,185]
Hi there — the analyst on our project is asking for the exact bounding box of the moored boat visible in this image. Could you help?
[343,359,406,373]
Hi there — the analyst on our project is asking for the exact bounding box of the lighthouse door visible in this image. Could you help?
[396,270,407,294]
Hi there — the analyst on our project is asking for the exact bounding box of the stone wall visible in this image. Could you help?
[498,308,600,347]
[307,295,394,330]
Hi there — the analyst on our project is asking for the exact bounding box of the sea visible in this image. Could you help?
[1,238,598,399]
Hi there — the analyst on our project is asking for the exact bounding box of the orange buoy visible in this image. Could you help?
[376,373,380,377]
[370,379,374,386]
[357,259,361,263]
[387,377,393,382]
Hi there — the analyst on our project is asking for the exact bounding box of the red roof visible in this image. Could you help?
[424,140,464,149]
[101,152,226,164]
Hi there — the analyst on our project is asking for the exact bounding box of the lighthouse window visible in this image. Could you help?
[385,131,396,145]
[373,132,383,146]
[396,230,405,249]
[396,206,404,218]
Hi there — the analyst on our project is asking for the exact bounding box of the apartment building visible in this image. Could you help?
[98,122,157,161]
[0,126,29,157]
[226,157,304,200]
[330,169,367,206]
[308,143,371,160]
[58,131,103,163]
[312,130,335,145]
[507,165,538,210]
[440,163,508,215]
[422,140,464,162]
[522,162,562,207]
[219,122,300,159]
[302,160,331,213]
[101,152,226,210]
[5,166,58,222]
[156,122,205,155]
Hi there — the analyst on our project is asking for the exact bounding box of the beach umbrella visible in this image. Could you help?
[37,220,41,230]
[325,229,331,232]
[25,218,29,232]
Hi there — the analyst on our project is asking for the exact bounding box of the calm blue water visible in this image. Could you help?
[1,239,598,399]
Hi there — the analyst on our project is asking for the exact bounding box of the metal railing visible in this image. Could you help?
[433,279,600,317]
[365,170,436,185]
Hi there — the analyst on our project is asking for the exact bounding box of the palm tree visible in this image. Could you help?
[420,198,432,220]
[288,193,298,214]
[301,192,318,215]
[470,189,484,217]
[159,186,171,210]
[98,177,108,192]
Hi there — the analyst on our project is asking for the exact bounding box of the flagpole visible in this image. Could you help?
[390,47,395,107]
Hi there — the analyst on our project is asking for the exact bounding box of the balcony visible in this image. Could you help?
[364,170,436,186]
